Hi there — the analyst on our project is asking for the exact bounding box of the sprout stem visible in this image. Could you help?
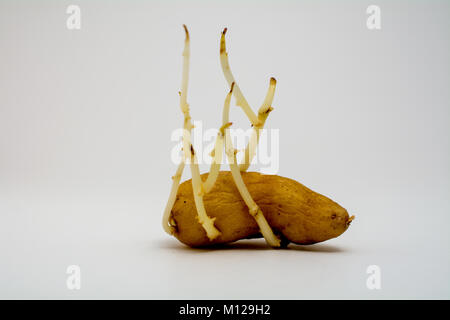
[164,25,221,241]
[182,26,221,240]
[220,28,258,126]
[203,91,233,192]
[239,77,277,172]
[190,147,221,240]
[223,83,281,247]
[162,161,185,234]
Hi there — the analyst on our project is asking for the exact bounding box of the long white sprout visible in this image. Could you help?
[219,28,258,125]
[239,77,276,172]
[162,161,185,235]
[222,84,281,247]
[220,29,276,172]
[162,25,221,240]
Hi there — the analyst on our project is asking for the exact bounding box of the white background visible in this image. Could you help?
[1,0,449,299]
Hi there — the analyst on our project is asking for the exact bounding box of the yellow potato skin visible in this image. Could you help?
[171,171,351,247]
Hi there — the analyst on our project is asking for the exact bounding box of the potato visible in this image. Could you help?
[170,171,353,247]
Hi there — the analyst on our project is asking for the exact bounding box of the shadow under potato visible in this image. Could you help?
[158,238,346,253]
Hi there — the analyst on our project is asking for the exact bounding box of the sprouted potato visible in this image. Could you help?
[162,26,354,248]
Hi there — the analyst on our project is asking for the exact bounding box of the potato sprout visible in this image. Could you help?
[162,25,281,247]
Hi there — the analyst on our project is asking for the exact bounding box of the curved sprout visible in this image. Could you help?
[162,161,185,234]
[222,84,281,247]
[162,25,221,240]
[220,28,258,125]
[203,121,232,193]
[220,29,277,172]
[239,77,276,172]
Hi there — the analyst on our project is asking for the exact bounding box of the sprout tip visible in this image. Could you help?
[183,24,189,40]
